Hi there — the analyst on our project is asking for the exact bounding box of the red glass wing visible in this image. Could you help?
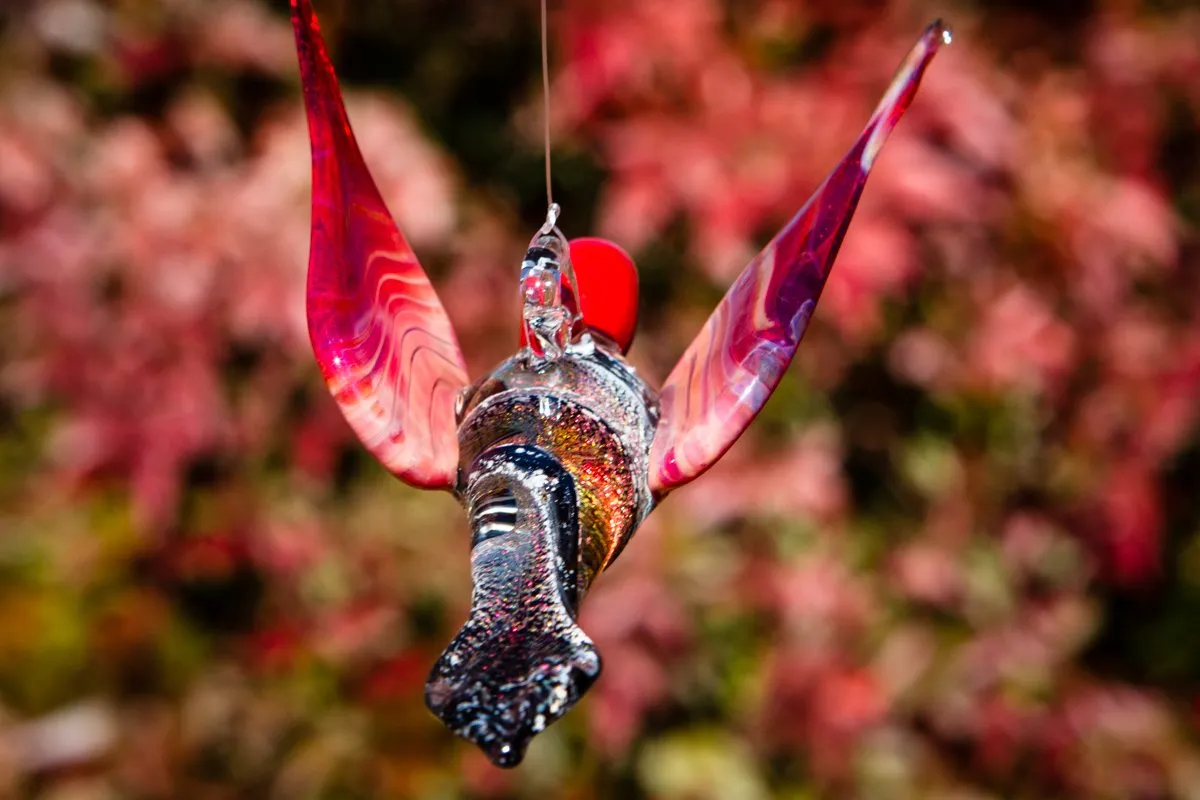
[292,0,468,490]
[649,21,948,495]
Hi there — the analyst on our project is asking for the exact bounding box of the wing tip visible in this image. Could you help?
[860,19,950,170]
[927,19,953,48]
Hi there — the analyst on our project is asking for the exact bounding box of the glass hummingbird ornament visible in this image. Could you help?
[291,0,948,768]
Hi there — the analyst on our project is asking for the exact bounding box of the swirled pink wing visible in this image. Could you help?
[292,0,468,490]
[649,21,948,496]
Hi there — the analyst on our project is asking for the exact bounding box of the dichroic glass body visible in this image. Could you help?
[648,21,949,495]
[426,444,599,768]
[293,0,467,490]
[428,344,658,765]
[459,348,657,588]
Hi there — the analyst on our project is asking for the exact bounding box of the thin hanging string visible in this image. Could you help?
[540,0,558,229]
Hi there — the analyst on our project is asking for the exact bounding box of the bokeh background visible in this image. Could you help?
[1,0,1199,797]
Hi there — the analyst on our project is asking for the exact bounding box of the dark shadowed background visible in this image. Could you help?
[1,0,1199,797]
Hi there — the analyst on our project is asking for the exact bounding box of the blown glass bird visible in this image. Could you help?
[291,0,947,767]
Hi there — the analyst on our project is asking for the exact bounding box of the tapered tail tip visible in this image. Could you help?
[426,634,602,767]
